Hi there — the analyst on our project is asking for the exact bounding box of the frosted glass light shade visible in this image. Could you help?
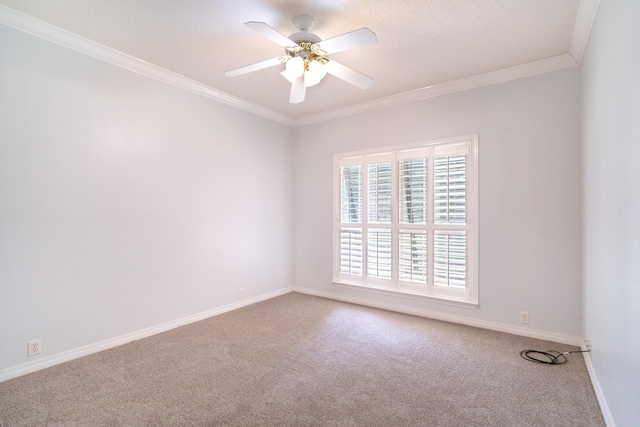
[281,56,305,83]
[304,71,320,87]
[286,56,304,77]
[304,60,328,87]
[309,60,328,80]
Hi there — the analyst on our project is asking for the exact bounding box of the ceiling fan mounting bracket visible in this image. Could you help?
[292,14,315,32]
[288,15,321,45]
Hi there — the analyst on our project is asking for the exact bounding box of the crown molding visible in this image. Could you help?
[294,0,600,127]
[1,1,599,129]
[293,53,579,127]
[570,0,601,63]
[0,4,295,127]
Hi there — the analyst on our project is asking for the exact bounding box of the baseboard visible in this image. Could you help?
[0,287,294,383]
[0,285,586,384]
[582,351,615,427]
[293,286,583,346]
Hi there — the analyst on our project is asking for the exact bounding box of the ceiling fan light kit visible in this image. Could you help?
[225,14,377,104]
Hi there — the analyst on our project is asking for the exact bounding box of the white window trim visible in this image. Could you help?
[332,134,479,308]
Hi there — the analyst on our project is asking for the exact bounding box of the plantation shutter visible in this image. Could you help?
[434,154,466,225]
[368,162,392,224]
[398,158,427,225]
[340,163,363,277]
[399,230,427,283]
[433,143,469,289]
[434,232,466,288]
[368,229,392,279]
[340,229,363,276]
[340,165,362,223]
[334,136,477,305]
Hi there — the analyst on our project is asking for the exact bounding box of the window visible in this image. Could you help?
[333,135,478,306]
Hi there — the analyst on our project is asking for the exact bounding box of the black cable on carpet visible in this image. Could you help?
[520,349,591,365]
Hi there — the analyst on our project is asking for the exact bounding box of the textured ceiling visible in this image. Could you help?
[0,0,582,120]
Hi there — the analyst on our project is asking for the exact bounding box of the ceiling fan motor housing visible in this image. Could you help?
[288,31,321,44]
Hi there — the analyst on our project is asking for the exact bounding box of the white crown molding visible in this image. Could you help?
[293,53,579,127]
[570,0,601,63]
[293,286,582,347]
[0,0,600,128]
[0,287,294,383]
[294,0,600,127]
[0,4,295,127]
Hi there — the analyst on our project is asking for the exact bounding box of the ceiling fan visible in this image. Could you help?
[225,14,377,104]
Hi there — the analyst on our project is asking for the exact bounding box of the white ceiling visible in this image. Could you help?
[0,0,594,123]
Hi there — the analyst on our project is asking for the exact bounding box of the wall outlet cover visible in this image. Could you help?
[28,339,41,356]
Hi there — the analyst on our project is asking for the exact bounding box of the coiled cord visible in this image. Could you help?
[520,349,590,365]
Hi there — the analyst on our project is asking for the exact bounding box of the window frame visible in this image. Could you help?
[332,134,478,308]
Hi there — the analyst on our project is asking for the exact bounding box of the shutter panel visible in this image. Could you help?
[434,232,466,288]
[340,165,362,223]
[367,229,392,279]
[434,154,466,224]
[399,159,427,224]
[368,162,392,224]
[399,231,427,284]
[340,229,363,276]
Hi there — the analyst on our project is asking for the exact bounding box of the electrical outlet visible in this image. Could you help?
[520,311,529,324]
[28,339,41,357]
[261,282,266,292]
[238,288,244,298]
[584,334,592,351]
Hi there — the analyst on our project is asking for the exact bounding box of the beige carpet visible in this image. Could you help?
[0,292,604,426]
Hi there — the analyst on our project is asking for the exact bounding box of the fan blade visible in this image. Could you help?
[289,77,306,104]
[325,60,374,89]
[245,21,300,51]
[225,56,287,77]
[312,28,377,55]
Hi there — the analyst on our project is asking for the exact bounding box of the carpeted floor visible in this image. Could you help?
[0,292,604,426]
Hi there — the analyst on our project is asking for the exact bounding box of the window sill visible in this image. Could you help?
[332,280,478,309]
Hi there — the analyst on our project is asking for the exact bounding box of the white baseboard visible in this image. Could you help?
[582,351,615,427]
[292,286,583,346]
[0,287,294,383]
[0,285,587,384]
